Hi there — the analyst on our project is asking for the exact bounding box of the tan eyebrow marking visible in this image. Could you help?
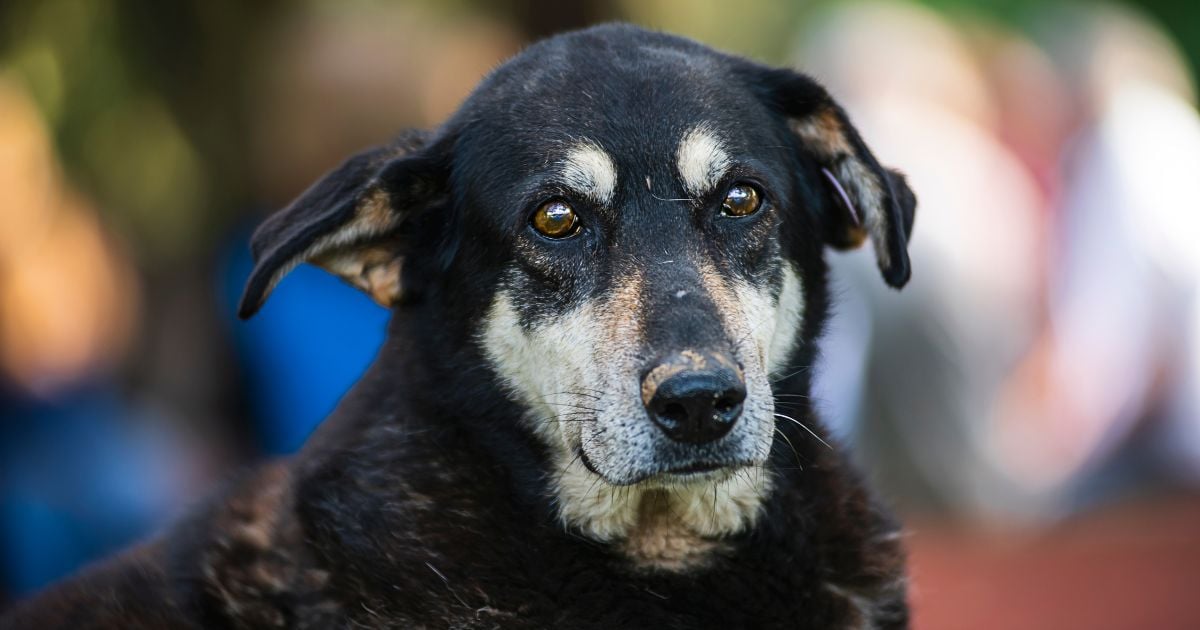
[676,125,730,197]
[561,140,617,205]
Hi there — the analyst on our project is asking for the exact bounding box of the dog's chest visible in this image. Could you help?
[305,501,889,630]
[331,546,875,630]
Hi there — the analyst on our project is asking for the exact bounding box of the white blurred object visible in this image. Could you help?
[1018,80,1200,489]
[990,3,1200,497]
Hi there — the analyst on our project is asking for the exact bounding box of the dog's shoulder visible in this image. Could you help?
[178,462,312,626]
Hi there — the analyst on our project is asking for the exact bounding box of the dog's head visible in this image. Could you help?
[239,24,913,559]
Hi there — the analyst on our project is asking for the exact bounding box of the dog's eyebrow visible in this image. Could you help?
[676,126,730,197]
[560,141,617,205]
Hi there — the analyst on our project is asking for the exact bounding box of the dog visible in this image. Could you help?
[3,23,916,629]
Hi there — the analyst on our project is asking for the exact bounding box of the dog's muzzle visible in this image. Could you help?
[641,350,746,445]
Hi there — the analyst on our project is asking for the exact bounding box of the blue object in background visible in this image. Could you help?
[222,228,390,454]
[0,385,176,597]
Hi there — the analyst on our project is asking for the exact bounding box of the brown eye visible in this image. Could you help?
[531,200,580,239]
[721,183,763,217]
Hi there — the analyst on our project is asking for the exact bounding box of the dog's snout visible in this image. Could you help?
[642,352,746,444]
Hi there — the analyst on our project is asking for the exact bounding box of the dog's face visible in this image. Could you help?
[463,45,814,493]
[238,25,914,557]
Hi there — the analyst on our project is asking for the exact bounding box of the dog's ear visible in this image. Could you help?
[238,130,449,319]
[751,66,916,288]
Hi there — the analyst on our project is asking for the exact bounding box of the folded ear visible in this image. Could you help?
[237,130,449,319]
[752,67,916,288]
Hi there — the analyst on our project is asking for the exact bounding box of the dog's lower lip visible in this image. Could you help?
[577,448,754,485]
[666,462,723,475]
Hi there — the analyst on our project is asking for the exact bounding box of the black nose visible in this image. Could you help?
[643,352,746,444]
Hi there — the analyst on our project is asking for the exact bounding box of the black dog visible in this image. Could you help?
[3,23,915,629]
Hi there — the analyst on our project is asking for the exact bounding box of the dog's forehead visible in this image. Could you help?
[450,26,782,204]
[481,25,736,114]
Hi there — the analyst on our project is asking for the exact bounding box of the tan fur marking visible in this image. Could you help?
[314,243,404,307]
[356,187,395,230]
[639,350,711,405]
[364,257,403,305]
[603,269,645,342]
[679,349,707,369]
[621,490,724,571]
[710,351,742,376]
[790,109,853,158]
[641,361,689,406]
[640,350,745,406]
[842,226,869,249]
[298,187,408,306]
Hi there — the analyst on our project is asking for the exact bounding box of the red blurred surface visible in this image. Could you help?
[908,496,1200,630]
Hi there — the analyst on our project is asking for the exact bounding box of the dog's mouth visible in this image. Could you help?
[578,447,753,486]
[665,461,723,475]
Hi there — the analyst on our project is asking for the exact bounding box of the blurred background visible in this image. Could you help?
[1,0,1199,627]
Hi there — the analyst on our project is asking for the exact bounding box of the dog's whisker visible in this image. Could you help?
[773,427,804,471]
[647,190,695,203]
[535,414,597,425]
[774,412,833,450]
[771,365,812,384]
[538,390,603,400]
[535,402,604,413]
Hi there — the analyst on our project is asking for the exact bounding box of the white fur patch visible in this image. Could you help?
[552,456,772,544]
[705,262,805,384]
[478,290,603,450]
[767,264,805,375]
[561,141,617,205]
[676,126,730,197]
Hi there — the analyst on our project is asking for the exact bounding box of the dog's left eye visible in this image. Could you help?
[531,199,581,239]
[721,183,763,217]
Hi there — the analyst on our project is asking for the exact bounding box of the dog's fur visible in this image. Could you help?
[3,24,916,629]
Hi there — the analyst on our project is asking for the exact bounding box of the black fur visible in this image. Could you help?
[3,24,914,629]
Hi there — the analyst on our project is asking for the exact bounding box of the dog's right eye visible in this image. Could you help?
[721,183,763,218]
[530,200,580,239]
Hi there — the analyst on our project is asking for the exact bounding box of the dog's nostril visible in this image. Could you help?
[659,402,689,427]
